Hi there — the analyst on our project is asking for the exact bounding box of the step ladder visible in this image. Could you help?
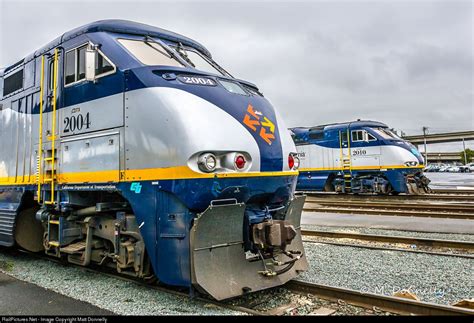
[36,49,59,206]
[339,129,352,193]
[46,215,61,256]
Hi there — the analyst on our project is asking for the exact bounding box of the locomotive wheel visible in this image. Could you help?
[14,207,44,252]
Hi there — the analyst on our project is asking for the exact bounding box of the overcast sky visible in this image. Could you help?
[1,0,473,138]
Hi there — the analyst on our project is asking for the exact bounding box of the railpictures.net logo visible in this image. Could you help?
[359,285,450,299]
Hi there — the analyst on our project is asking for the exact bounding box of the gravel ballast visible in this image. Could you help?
[1,232,472,314]
[299,241,473,305]
[0,250,244,316]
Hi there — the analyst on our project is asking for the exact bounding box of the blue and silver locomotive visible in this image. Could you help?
[0,20,307,300]
[290,120,431,195]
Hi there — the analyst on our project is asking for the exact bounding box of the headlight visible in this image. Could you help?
[293,155,300,170]
[192,151,252,173]
[404,161,418,167]
[198,153,217,172]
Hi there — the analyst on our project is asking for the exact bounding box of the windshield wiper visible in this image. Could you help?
[176,42,233,78]
[176,42,196,68]
[144,36,189,67]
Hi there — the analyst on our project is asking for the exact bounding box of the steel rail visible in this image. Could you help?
[303,204,474,220]
[303,239,474,259]
[432,189,474,195]
[302,192,474,202]
[305,199,474,212]
[286,281,474,316]
[301,230,474,250]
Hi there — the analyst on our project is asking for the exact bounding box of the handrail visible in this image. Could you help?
[48,48,59,205]
[36,55,45,201]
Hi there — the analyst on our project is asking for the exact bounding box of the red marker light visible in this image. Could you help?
[288,154,295,169]
[235,155,246,169]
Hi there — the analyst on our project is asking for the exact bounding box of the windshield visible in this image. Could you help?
[118,39,184,67]
[174,44,230,77]
[118,38,231,77]
[371,128,402,140]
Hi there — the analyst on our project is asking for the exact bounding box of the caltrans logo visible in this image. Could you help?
[242,104,276,145]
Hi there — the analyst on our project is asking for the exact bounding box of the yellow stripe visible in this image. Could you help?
[300,164,425,172]
[58,170,120,183]
[0,166,298,185]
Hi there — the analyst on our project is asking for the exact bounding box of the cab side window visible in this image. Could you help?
[49,61,56,90]
[3,69,23,96]
[65,44,115,86]
[95,52,114,76]
[308,131,324,140]
[77,46,86,80]
[65,45,87,85]
[351,130,364,142]
[341,131,348,142]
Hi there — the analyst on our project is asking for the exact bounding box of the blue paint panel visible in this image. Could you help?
[5,174,296,287]
[118,175,296,286]
[296,171,331,191]
[384,170,409,193]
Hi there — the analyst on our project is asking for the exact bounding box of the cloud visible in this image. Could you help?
[1,0,472,135]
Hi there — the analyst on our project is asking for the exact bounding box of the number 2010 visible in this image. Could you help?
[353,150,367,156]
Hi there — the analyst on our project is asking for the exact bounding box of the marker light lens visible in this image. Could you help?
[288,154,295,169]
[235,155,246,169]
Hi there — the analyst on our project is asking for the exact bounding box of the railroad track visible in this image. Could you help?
[286,281,474,316]
[1,248,473,316]
[301,230,474,258]
[303,199,474,220]
[302,230,474,250]
[431,189,474,195]
[301,191,474,202]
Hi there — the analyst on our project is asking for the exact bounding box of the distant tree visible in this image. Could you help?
[460,149,474,164]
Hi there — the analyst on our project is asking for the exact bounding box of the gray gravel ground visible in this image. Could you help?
[1,233,472,314]
[0,250,244,316]
[299,241,473,305]
[302,224,474,242]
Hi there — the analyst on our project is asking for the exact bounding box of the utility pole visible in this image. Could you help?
[422,126,428,165]
[462,137,467,164]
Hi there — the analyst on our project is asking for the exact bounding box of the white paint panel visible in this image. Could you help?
[297,144,418,169]
[125,87,262,171]
[59,92,124,136]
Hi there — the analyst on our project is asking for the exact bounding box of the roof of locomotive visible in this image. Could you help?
[290,120,388,135]
[2,19,211,74]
